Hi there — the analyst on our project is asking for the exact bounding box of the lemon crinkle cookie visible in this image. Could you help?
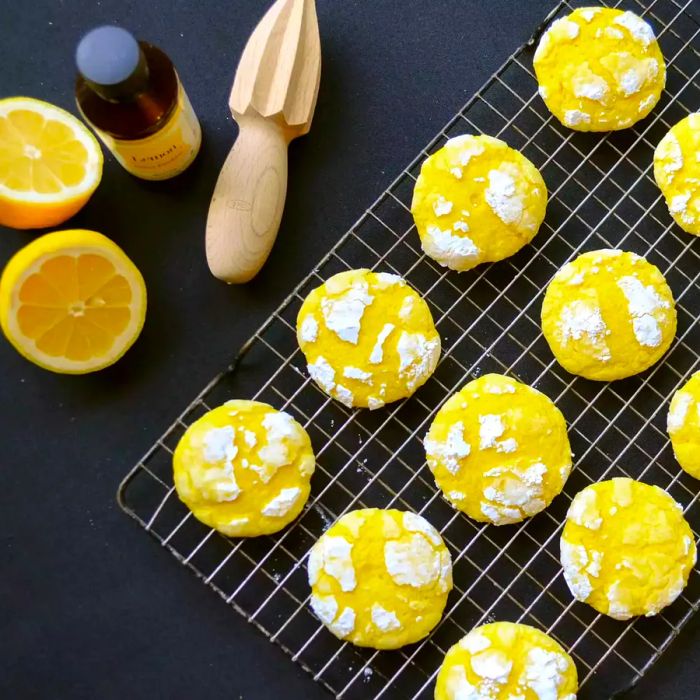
[173,401,315,537]
[297,269,440,408]
[411,135,547,272]
[534,7,666,131]
[654,113,700,235]
[424,374,572,526]
[541,249,676,381]
[435,621,578,700]
[561,478,696,620]
[668,371,700,479]
[307,508,452,649]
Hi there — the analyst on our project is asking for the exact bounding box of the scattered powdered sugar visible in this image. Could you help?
[586,549,604,578]
[558,300,611,361]
[470,649,513,683]
[371,604,401,632]
[334,384,355,408]
[444,666,481,699]
[618,67,644,96]
[485,167,524,225]
[496,438,518,454]
[398,295,415,320]
[668,392,693,432]
[459,630,491,654]
[453,220,470,233]
[396,331,440,390]
[197,426,241,502]
[308,535,357,591]
[343,366,372,383]
[433,195,453,217]
[480,501,521,525]
[568,488,602,529]
[423,225,480,269]
[521,646,571,700]
[369,323,395,364]
[551,17,580,41]
[321,283,374,344]
[564,109,591,127]
[424,421,471,474]
[614,11,655,46]
[561,539,593,600]
[384,534,441,588]
[330,607,356,637]
[262,487,302,517]
[375,272,403,287]
[243,430,257,448]
[670,192,691,214]
[299,315,318,344]
[310,593,338,625]
[579,7,601,22]
[203,425,237,463]
[479,414,506,449]
[606,580,632,620]
[482,377,516,394]
[451,167,463,179]
[447,135,486,167]
[658,133,684,175]
[617,275,669,348]
[368,396,385,410]
[572,65,609,102]
[308,356,336,393]
[403,511,443,546]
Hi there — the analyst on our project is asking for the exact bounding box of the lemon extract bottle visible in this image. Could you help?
[75,26,201,180]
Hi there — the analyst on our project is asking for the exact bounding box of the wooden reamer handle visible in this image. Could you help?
[205,115,288,284]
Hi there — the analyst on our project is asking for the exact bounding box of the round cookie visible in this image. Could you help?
[435,622,578,700]
[561,478,696,620]
[424,374,572,526]
[541,249,676,381]
[297,269,440,409]
[534,7,666,131]
[173,401,315,537]
[654,113,700,235]
[411,134,547,272]
[668,371,700,479]
[307,508,452,649]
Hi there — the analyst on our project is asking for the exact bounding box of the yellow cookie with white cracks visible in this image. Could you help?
[668,371,700,479]
[654,113,700,235]
[534,7,666,131]
[561,478,696,620]
[542,250,676,381]
[411,135,547,272]
[307,508,452,649]
[425,374,572,526]
[435,622,578,700]
[297,269,441,409]
[173,401,315,537]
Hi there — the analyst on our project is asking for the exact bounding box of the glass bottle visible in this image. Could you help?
[75,25,201,180]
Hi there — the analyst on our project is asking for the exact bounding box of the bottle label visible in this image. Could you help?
[95,79,201,180]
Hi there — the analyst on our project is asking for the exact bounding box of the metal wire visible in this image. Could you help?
[118,1,700,697]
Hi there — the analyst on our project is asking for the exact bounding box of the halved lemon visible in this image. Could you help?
[0,229,146,373]
[0,97,103,229]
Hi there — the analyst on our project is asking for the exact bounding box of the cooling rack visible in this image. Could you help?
[118,0,700,697]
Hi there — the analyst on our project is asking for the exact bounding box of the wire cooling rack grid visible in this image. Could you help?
[118,0,700,697]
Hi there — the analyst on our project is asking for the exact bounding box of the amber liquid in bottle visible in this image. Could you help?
[75,27,201,180]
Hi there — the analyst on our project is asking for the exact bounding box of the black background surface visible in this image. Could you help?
[1,1,698,697]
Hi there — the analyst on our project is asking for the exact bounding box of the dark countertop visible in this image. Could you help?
[1,1,697,697]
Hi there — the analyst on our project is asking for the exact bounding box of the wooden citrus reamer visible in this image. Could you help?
[205,0,321,284]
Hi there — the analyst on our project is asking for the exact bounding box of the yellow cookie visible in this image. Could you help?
[541,250,676,381]
[654,113,700,235]
[435,622,578,700]
[307,508,452,649]
[411,135,547,271]
[297,269,440,408]
[668,371,700,479]
[561,478,696,620]
[424,374,572,526]
[534,8,666,131]
[173,401,315,537]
